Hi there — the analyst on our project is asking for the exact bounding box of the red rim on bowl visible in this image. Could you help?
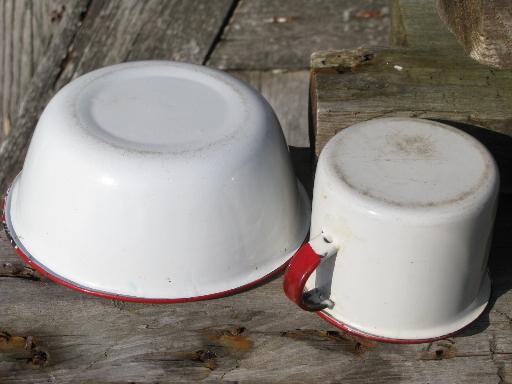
[1,191,291,303]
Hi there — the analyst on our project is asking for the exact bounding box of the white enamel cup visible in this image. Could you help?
[2,61,310,302]
[284,117,499,343]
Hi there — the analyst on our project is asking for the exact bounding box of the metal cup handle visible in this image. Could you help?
[283,233,338,311]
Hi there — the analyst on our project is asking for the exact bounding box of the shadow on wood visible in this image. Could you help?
[289,146,314,199]
[430,120,512,337]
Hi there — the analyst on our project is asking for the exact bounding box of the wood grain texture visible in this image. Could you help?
[311,47,512,159]
[0,0,235,193]
[311,1,512,161]
[0,0,69,143]
[0,0,89,193]
[208,0,390,70]
[0,196,511,383]
[54,0,235,88]
[437,0,512,69]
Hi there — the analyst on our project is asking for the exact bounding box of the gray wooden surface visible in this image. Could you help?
[209,0,389,70]
[0,0,68,144]
[4,0,510,383]
[231,70,311,147]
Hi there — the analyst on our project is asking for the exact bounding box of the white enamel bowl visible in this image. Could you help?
[2,61,310,302]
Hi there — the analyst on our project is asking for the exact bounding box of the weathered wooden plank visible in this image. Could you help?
[311,47,512,160]
[0,0,70,143]
[307,1,512,378]
[208,0,389,70]
[0,0,235,193]
[311,0,512,167]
